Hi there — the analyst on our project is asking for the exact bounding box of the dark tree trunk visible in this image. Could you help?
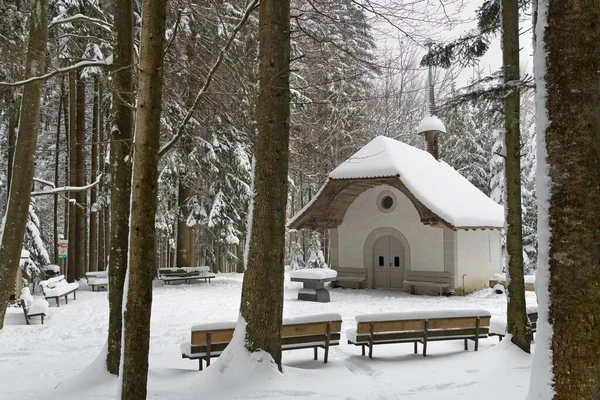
[67,70,77,282]
[53,80,64,264]
[501,0,530,353]
[75,75,87,278]
[239,0,290,371]
[107,0,135,375]
[0,0,48,329]
[89,77,99,273]
[98,81,105,272]
[541,0,600,397]
[176,177,193,267]
[6,106,18,195]
[120,0,167,396]
[62,81,70,276]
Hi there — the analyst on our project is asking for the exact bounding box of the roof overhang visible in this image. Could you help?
[288,176,454,231]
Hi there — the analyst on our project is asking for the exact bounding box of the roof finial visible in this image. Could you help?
[426,39,435,116]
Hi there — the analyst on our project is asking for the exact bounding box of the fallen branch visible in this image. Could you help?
[0,60,111,88]
[158,0,259,158]
[31,174,103,197]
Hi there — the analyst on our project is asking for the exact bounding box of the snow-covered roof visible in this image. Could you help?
[289,136,504,229]
[416,115,446,134]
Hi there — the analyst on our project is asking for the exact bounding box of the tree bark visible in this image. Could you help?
[107,0,135,375]
[542,0,600,397]
[53,79,64,264]
[120,0,167,396]
[89,77,99,273]
[6,106,18,195]
[501,0,530,353]
[75,75,87,278]
[0,0,48,329]
[176,176,193,267]
[98,80,105,272]
[67,70,77,282]
[239,0,290,371]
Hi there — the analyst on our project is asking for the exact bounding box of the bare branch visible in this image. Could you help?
[158,0,260,158]
[0,60,111,87]
[33,177,55,188]
[31,174,103,197]
[49,14,113,32]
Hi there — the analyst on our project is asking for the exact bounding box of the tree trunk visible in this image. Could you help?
[98,80,105,272]
[67,70,77,282]
[537,0,600,397]
[75,75,87,278]
[53,79,64,264]
[176,177,193,267]
[501,0,530,353]
[89,77,99,273]
[120,0,167,396]
[62,82,70,276]
[0,0,48,329]
[107,0,135,375]
[239,0,290,371]
[6,106,18,196]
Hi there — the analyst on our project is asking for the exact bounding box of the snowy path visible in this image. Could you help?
[0,274,536,399]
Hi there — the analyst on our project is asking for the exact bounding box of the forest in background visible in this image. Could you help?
[0,0,538,283]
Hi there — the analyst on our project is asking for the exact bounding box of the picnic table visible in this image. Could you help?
[289,269,338,303]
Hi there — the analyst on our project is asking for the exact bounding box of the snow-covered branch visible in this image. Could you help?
[49,14,113,32]
[0,60,111,88]
[33,177,55,188]
[31,174,103,197]
[158,0,259,158]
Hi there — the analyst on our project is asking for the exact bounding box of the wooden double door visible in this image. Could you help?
[373,235,405,289]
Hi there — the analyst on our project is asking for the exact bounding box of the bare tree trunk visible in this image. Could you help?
[539,0,600,397]
[53,80,64,264]
[239,0,290,371]
[120,0,168,396]
[0,0,48,329]
[176,177,193,267]
[67,70,77,282]
[75,75,87,278]
[62,83,70,276]
[89,77,99,272]
[6,106,18,195]
[98,80,105,272]
[501,0,530,353]
[107,0,135,375]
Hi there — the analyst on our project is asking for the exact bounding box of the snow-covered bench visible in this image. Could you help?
[19,288,49,325]
[403,271,451,296]
[489,306,538,341]
[40,275,79,307]
[181,313,343,370]
[158,267,215,284]
[86,271,108,291]
[347,309,491,358]
[330,267,367,289]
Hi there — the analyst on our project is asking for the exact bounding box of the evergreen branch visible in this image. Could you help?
[158,0,260,159]
[0,60,111,87]
[48,14,113,32]
[31,174,103,197]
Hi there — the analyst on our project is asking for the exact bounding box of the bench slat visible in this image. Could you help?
[192,329,234,346]
[281,321,342,337]
[355,328,490,344]
[357,317,490,334]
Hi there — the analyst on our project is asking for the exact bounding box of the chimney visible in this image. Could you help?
[417,43,446,160]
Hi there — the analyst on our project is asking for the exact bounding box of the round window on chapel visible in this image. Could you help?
[381,195,394,210]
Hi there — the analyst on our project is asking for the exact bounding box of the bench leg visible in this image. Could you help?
[56,298,60,307]
[423,340,427,357]
[65,295,68,304]
[41,315,44,325]
[464,338,468,351]
[199,359,203,371]
[414,342,417,354]
[361,345,365,356]
[314,347,318,361]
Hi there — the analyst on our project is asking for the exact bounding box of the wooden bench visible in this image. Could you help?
[181,313,343,370]
[347,309,491,358]
[404,271,451,295]
[86,271,108,291]
[490,307,538,342]
[40,275,79,307]
[158,267,215,285]
[330,268,367,289]
[19,299,48,325]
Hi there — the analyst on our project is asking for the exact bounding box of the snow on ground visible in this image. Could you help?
[0,274,537,399]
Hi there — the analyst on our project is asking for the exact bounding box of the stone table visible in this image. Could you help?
[290,276,338,302]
